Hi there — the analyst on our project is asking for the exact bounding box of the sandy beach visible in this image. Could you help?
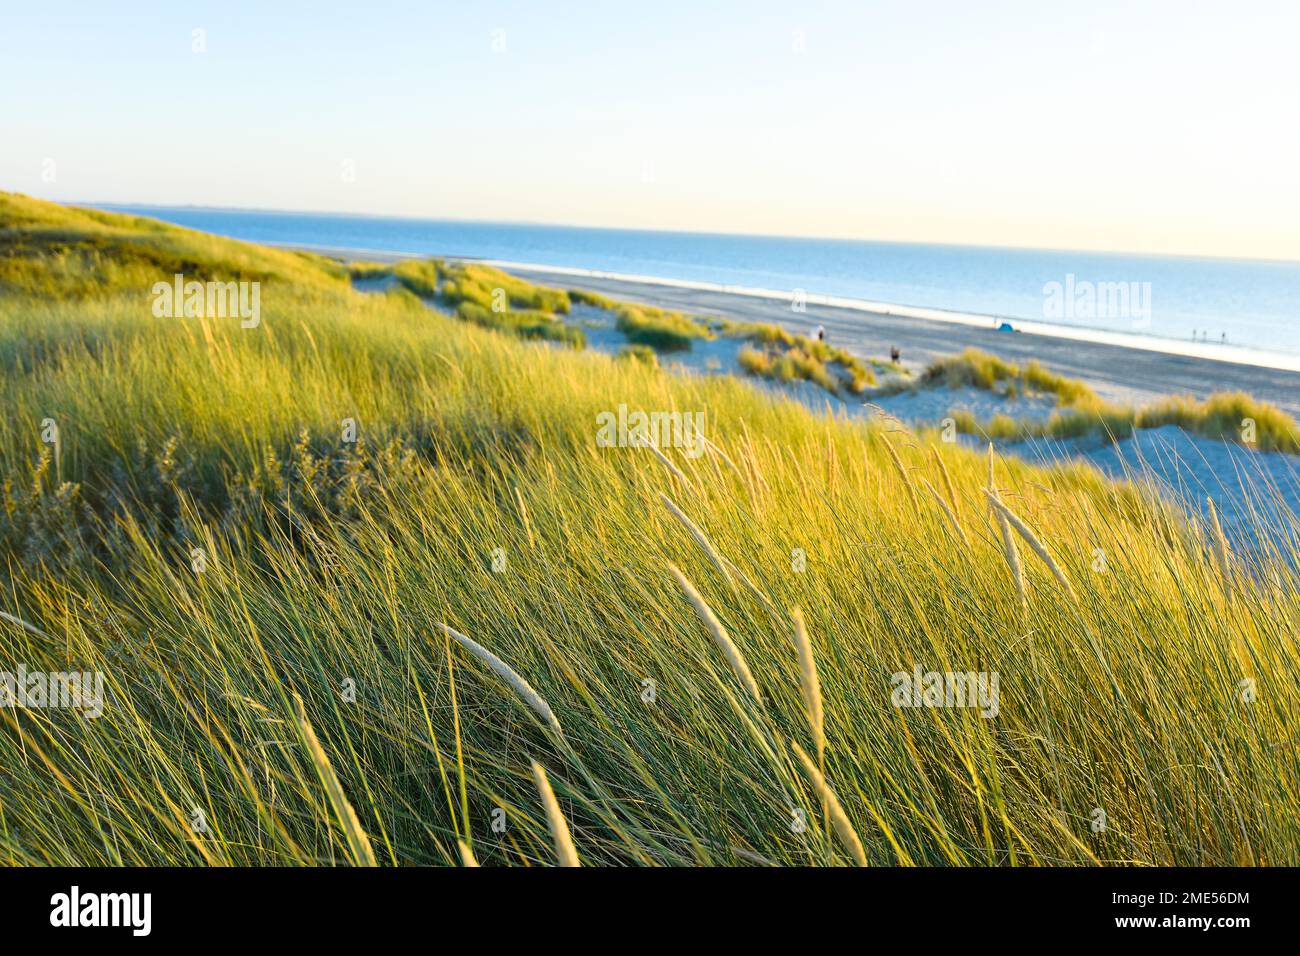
[325,244,1300,414]
[505,267,1300,418]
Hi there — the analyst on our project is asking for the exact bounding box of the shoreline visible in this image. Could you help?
[486,258,1300,375]
[504,266,1300,418]
[288,240,1300,375]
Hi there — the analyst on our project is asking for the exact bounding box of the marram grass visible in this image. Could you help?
[0,193,1297,867]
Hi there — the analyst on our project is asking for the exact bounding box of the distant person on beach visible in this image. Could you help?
[815,324,825,343]
[890,346,901,364]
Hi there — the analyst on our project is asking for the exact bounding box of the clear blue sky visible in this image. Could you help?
[3,0,1298,259]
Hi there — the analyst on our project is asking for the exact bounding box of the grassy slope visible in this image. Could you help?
[0,192,344,298]
[0,194,1297,866]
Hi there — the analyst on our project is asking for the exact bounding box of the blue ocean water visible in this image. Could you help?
[99,204,1300,358]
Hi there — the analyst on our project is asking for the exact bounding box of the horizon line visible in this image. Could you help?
[64,196,1300,268]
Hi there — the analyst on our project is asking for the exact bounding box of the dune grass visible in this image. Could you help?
[617,343,659,366]
[0,194,1297,867]
[569,288,620,311]
[916,348,1300,453]
[614,304,714,352]
[915,348,1093,407]
[389,258,441,298]
[350,261,709,357]
[730,321,877,396]
[342,255,582,348]
[0,193,344,301]
[439,262,571,315]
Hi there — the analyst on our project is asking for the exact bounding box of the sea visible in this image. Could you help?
[95,204,1300,368]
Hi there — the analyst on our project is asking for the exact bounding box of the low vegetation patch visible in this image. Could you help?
[347,261,392,281]
[919,348,1094,407]
[728,321,876,396]
[614,304,714,352]
[926,350,1299,452]
[440,262,571,315]
[1037,391,1300,452]
[390,258,441,298]
[348,257,581,348]
[569,288,619,311]
[453,298,585,348]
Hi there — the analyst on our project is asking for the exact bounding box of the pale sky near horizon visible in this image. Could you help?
[3,0,1299,260]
